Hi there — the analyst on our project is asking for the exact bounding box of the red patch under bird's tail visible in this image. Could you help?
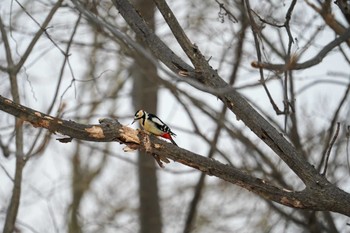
[161,133,178,146]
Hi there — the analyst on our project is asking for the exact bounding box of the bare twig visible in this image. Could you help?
[183,106,228,233]
[0,13,25,233]
[321,122,340,176]
[283,0,297,130]
[252,27,350,71]
[245,0,284,115]
[306,0,350,47]
[47,13,82,115]
[13,0,65,73]
[215,0,238,23]
[319,81,350,171]
[347,125,350,175]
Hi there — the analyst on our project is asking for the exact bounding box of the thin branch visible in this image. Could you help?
[47,13,82,116]
[282,0,298,130]
[14,0,65,73]
[306,0,350,47]
[245,0,284,115]
[318,81,350,171]
[346,125,350,175]
[284,0,297,48]
[288,71,305,158]
[321,122,340,176]
[0,16,15,70]
[215,0,238,23]
[0,12,25,233]
[183,106,228,233]
[252,27,350,71]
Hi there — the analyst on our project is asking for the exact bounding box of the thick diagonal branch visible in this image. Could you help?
[1,95,350,216]
[109,0,322,186]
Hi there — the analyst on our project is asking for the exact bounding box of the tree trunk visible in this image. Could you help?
[131,0,162,232]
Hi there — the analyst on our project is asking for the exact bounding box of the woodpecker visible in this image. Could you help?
[132,110,178,146]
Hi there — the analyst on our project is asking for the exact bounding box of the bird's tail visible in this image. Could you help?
[161,133,178,146]
[169,137,178,146]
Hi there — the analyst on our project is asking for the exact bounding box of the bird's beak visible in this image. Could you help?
[131,119,136,125]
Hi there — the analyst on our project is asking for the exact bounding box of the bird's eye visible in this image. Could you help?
[134,111,143,118]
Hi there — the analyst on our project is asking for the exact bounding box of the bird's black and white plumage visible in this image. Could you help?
[132,110,177,146]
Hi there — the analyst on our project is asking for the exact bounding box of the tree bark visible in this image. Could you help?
[131,0,162,232]
[1,95,350,217]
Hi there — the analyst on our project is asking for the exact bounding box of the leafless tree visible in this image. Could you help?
[0,0,350,233]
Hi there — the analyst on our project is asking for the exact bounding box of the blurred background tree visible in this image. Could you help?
[0,0,350,232]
